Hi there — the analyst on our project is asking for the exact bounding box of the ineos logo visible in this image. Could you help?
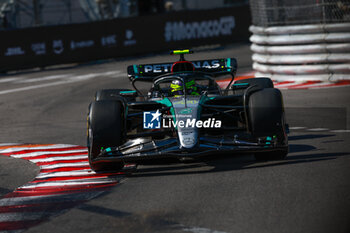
[53,40,64,54]
[126,30,133,40]
[124,29,137,46]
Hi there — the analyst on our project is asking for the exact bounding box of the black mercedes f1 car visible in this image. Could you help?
[87,50,289,171]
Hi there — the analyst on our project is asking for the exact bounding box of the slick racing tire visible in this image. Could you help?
[87,100,125,172]
[233,77,274,95]
[95,89,136,102]
[248,88,288,161]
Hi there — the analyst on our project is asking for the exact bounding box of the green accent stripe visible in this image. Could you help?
[120,90,136,94]
[133,65,138,74]
[227,58,231,67]
[155,98,172,107]
[227,58,232,72]
[233,83,249,86]
[133,65,139,79]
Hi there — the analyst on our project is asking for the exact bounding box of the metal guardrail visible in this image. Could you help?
[249,0,350,82]
[250,23,350,81]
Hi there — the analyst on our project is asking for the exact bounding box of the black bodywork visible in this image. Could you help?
[88,55,289,170]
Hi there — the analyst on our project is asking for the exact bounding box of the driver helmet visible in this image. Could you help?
[170,80,184,96]
[170,79,199,96]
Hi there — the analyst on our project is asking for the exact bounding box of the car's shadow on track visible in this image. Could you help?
[129,133,349,177]
[288,134,336,141]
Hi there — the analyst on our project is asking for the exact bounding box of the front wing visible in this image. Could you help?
[92,136,288,165]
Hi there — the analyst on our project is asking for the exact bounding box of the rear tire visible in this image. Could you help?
[233,77,274,95]
[248,88,288,161]
[87,100,125,172]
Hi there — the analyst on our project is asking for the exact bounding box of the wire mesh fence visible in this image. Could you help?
[249,0,350,26]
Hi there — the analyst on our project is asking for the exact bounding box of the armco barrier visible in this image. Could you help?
[250,23,350,82]
[0,6,251,72]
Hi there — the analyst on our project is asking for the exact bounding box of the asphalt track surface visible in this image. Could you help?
[0,43,349,233]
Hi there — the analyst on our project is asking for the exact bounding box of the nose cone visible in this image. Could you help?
[169,96,201,149]
[178,130,198,149]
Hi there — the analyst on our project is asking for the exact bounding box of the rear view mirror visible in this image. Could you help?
[119,90,138,98]
[231,82,249,90]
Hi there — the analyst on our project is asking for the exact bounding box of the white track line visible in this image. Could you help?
[40,162,90,169]
[32,176,114,184]
[307,128,329,131]
[0,78,80,95]
[40,168,91,173]
[0,144,80,153]
[289,127,307,130]
[330,129,350,133]
[10,149,87,158]
[15,74,70,84]
[36,170,96,178]
[0,77,22,83]
[181,225,228,233]
[29,155,88,163]
[0,143,22,146]
[0,74,97,95]
[100,71,123,76]
[20,179,117,189]
[0,70,124,96]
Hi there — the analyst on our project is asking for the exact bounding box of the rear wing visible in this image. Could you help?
[127,58,237,81]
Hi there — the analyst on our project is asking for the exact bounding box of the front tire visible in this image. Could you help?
[248,88,288,161]
[87,100,125,171]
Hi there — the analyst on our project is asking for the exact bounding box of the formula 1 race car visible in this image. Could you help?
[87,50,289,171]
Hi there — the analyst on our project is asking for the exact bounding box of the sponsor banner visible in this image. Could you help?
[164,16,235,42]
[0,6,250,72]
